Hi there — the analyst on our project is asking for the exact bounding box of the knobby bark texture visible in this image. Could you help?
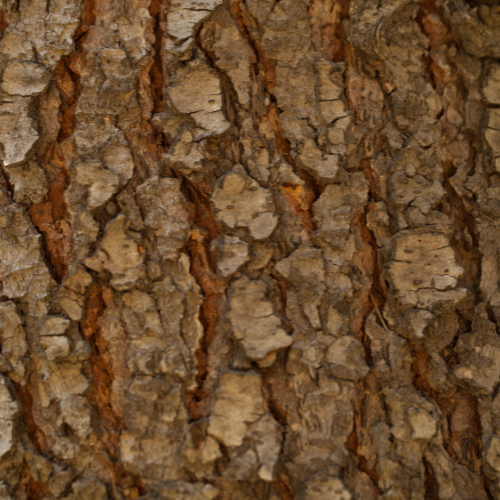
[1,0,500,498]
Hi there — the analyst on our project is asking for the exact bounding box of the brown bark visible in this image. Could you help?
[0,0,499,498]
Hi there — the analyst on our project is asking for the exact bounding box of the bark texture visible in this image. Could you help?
[0,0,499,498]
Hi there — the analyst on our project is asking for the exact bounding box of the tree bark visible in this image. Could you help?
[0,0,499,498]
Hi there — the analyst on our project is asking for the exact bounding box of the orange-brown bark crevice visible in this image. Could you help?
[15,384,51,455]
[350,212,378,341]
[342,29,393,492]
[56,55,81,142]
[72,0,97,44]
[80,284,124,442]
[347,372,383,495]
[80,283,144,498]
[274,472,295,500]
[0,163,14,201]
[19,462,47,500]
[345,176,385,494]
[344,164,389,498]
[230,0,276,92]
[0,11,8,41]
[148,0,166,114]
[183,180,226,421]
[280,183,315,241]
[186,228,226,421]
[359,158,382,202]
[30,145,72,281]
[423,457,440,500]
[184,179,223,241]
[259,350,298,427]
[29,5,96,281]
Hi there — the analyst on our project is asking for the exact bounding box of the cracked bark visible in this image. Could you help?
[1,0,500,498]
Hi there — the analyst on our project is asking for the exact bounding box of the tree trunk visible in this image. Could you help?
[0,0,499,498]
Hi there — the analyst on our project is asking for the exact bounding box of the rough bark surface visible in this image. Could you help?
[0,0,499,498]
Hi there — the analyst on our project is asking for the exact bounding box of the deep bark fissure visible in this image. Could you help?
[148,0,166,115]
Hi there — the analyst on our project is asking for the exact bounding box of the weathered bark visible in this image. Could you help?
[0,0,499,498]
